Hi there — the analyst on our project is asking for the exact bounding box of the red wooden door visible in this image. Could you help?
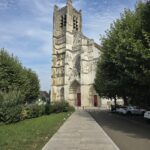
[94,95,98,107]
[77,93,81,107]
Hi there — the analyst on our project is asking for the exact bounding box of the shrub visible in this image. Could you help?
[66,105,75,112]
[0,93,74,124]
[50,101,64,113]
[0,90,45,123]
[0,90,24,106]
[21,104,45,120]
[0,105,22,124]
[45,103,52,115]
[0,90,24,124]
[51,101,75,113]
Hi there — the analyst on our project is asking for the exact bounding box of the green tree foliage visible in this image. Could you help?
[0,50,74,124]
[0,48,40,103]
[0,49,23,91]
[23,69,40,103]
[95,1,150,107]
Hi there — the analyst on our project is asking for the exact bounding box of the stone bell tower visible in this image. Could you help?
[51,0,101,107]
[51,0,82,102]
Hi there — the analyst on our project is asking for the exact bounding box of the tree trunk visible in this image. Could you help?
[114,97,117,108]
[123,96,128,106]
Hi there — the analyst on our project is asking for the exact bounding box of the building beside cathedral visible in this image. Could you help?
[51,0,102,107]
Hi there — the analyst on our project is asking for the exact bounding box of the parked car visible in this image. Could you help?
[116,106,127,115]
[144,111,150,120]
[110,104,122,112]
[126,106,146,115]
[115,105,146,115]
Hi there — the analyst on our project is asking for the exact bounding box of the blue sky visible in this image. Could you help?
[0,0,140,92]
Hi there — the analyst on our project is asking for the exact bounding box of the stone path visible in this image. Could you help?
[42,110,120,150]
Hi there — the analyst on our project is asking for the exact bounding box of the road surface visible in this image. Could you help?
[89,110,150,150]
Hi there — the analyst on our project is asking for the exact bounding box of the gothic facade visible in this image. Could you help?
[51,0,101,107]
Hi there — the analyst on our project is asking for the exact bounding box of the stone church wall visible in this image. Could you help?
[51,0,101,107]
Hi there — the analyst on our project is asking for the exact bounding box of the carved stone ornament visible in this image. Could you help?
[81,61,92,74]
[73,33,82,47]
[68,55,81,81]
[66,52,72,62]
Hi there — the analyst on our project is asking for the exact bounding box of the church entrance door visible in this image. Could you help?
[69,80,81,107]
[94,95,98,107]
[77,93,81,107]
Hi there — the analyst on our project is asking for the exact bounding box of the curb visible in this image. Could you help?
[99,122,120,150]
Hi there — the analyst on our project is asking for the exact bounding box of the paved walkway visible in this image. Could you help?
[42,110,120,150]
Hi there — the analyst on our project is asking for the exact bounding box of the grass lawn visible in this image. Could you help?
[0,112,72,150]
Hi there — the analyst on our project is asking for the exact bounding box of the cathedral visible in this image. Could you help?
[51,0,101,107]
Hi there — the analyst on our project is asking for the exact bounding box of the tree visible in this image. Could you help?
[23,69,40,103]
[0,49,24,91]
[95,1,150,107]
[0,48,40,103]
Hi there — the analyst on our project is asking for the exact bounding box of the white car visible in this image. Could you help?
[144,111,150,120]
[116,107,127,115]
[126,106,145,115]
[116,106,145,115]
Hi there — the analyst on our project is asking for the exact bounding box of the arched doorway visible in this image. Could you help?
[69,80,81,106]
[89,86,99,107]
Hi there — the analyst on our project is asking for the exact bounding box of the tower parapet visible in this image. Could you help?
[67,0,72,5]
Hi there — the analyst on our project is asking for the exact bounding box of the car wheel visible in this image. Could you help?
[127,111,131,116]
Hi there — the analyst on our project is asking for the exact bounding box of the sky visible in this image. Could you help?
[0,0,140,92]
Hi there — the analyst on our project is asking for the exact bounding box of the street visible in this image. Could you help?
[89,110,150,150]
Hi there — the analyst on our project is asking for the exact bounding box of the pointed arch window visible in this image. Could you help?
[73,16,78,31]
[60,14,67,28]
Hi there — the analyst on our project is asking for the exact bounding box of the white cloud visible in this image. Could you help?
[0,0,53,92]
[0,0,138,91]
[81,1,131,43]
